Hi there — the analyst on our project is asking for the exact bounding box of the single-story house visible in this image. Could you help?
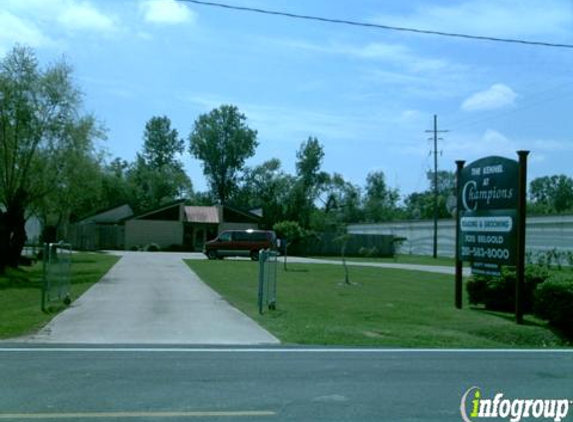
[69,204,134,250]
[124,201,261,251]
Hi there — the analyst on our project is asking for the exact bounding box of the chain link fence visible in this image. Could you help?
[258,249,278,314]
[42,242,72,311]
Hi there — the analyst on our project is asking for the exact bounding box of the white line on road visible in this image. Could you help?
[0,347,571,353]
[0,410,276,419]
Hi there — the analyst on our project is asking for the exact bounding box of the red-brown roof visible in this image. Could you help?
[183,206,220,224]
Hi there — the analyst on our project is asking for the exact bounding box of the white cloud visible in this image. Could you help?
[461,84,517,112]
[2,0,119,39]
[57,2,117,32]
[140,0,195,25]
[279,39,450,73]
[400,109,424,123]
[440,129,513,159]
[371,0,572,41]
[0,10,54,54]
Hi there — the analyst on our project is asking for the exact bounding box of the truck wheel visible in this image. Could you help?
[207,250,218,260]
[250,250,259,261]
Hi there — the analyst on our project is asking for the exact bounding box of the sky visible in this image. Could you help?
[1,0,572,198]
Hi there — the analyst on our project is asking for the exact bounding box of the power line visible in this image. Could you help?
[425,115,449,259]
[178,0,573,49]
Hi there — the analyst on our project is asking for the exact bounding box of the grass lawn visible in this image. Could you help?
[0,252,120,339]
[311,254,458,267]
[186,260,569,348]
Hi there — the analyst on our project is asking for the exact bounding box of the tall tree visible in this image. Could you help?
[364,171,400,222]
[289,137,328,228]
[236,158,294,227]
[189,105,258,204]
[128,116,192,211]
[142,116,184,168]
[38,116,106,238]
[0,46,99,269]
[100,157,132,210]
[530,175,573,214]
[296,136,324,189]
[404,171,455,219]
[322,173,364,225]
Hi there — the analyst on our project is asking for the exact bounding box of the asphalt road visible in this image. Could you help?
[1,346,572,422]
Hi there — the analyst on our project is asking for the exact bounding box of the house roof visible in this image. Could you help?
[125,201,259,224]
[77,204,134,224]
[129,199,186,221]
[184,206,220,224]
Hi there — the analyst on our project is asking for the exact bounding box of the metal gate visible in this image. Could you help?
[258,249,278,314]
[42,242,72,311]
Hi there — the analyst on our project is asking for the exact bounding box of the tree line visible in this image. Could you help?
[1,46,572,271]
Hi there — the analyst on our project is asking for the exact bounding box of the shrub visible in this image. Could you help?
[358,246,380,257]
[567,251,573,269]
[466,274,489,305]
[144,243,161,252]
[466,265,550,312]
[534,274,573,337]
[366,246,379,257]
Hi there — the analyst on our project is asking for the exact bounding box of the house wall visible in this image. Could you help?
[125,220,183,249]
[68,223,125,251]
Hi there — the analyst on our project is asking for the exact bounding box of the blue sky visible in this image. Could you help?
[1,0,572,197]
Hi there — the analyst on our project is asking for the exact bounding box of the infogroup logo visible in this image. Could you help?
[460,387,571,422]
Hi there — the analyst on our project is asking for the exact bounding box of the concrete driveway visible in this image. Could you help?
[25,251,279,345]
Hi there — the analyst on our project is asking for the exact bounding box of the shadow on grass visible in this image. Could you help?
[285,268,309,273]
[471,307,547,328]
[0,267,42,290]
[0,279,42,290]
[71,258,99,264]
[474,307,573,344]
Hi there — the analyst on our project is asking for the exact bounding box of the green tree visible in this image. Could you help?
[404,171,455,219]
[142,116,185,168]
[288,137,328,228]
[363,171,400,222]
[100,157,133,210]
[322,173,364,225]
[530,175,573,214]
[273,220,305,271]
[38,116,106,239]
[0,46,100,270]
[236,158,294,227]
[129,116,192,212]
[189,105,258,204]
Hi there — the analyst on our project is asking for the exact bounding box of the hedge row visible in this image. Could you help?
[534,274,573,336]
[466,265,549,313]
[467,266,573,338]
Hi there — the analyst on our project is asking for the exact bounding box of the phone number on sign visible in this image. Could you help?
[461,246,510,260]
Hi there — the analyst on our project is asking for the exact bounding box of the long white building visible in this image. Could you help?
[348,215,573,258]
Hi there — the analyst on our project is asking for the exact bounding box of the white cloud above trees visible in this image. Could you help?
[139,0,196,25]
[461,84,517,112]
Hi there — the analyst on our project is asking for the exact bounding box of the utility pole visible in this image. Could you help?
[425,114,449,259]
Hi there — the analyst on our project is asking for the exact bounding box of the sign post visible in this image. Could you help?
[456,152,528,323]
[515,151,529,324]
[455,160,465,309]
